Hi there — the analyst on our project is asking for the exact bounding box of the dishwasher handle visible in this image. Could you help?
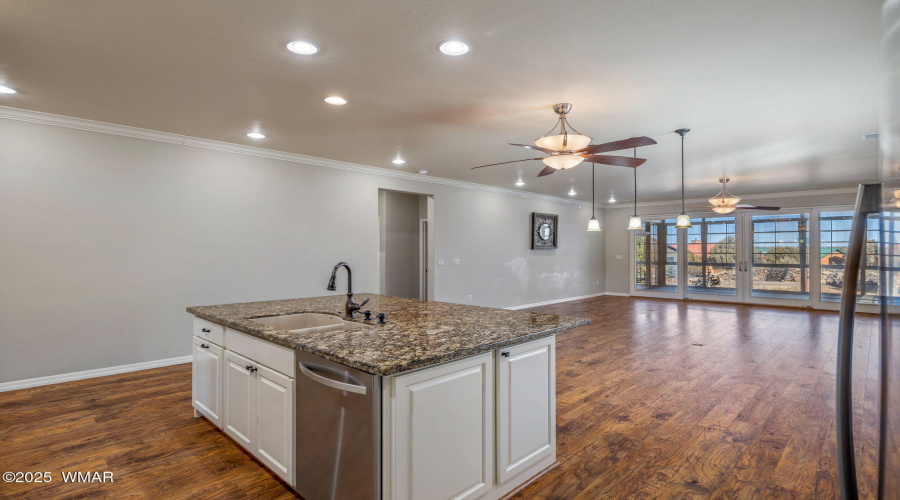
[299,362,368,395]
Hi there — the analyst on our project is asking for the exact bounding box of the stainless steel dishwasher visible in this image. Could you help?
[295,350,380,500]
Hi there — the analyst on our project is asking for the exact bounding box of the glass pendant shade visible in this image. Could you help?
[627,215,643,230]
[709,195,741,207]
[587,217,601,231]
[675,213,692,228]
[534,134,592,152]
[711,205,736,214]
[542,154,585,170]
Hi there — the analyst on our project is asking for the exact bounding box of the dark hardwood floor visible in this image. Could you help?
[0,296,879,499]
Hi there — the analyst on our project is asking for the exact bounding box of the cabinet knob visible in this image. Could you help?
[501,351,510,357]
[200,344,209,349]
[201,328,210,333]
[246,365,257,373]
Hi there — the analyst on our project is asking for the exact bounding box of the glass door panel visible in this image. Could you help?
[820,211,882,305]
[749,213,810,300]
[686,216,737,296]
[634,218,679,293]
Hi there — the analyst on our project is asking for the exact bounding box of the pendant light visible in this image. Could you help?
[674,128,692,229]
[587,164,601,231]
[627,147,643,230]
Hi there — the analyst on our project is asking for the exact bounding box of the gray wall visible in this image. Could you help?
[0,118,605,383]
[603,191,862,294]
[383,191,421,299]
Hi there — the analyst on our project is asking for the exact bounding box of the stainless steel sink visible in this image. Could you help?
[250,313,355,333]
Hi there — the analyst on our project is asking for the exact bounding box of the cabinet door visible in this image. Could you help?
[390,353,493,500]
[223,350,256,450]
[496,336,556,484]
[255,364,295,486]
[192,336,223,427]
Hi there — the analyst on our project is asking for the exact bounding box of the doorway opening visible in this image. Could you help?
[378,190,435,300]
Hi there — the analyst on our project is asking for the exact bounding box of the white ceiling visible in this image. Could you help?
[0,0,884,202]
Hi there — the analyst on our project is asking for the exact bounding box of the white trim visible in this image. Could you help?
[626,187,860,210]
[506,292,607,310]
[0,105,592,207]
[0,355,192,392]
[603,292,631,297]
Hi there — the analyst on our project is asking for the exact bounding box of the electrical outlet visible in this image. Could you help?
[616,255,624,260]
[596,280,600,285]
[452,258,461,265]
[468,294,473,302]
[437,259,445,266]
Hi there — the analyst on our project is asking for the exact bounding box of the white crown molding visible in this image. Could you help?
[620,186,861,209]
[0,105,595,207]
[0,355,191,392]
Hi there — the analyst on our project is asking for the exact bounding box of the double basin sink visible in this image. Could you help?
[250,313,365,334]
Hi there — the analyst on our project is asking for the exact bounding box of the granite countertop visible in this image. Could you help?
[186,294,590,376]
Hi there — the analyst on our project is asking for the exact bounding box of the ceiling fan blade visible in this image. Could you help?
[736,204,781,211]
[581,155,646,168]
[537,166,556,177]
[471,157,544,169]
[575,136,657,155]
[508,143,556,154]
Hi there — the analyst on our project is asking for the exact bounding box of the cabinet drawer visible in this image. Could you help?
[193,317,225,345]
[225,328,295,378]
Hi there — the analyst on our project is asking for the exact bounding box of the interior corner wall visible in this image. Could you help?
[0,117,604,384]
[602,191,862,295]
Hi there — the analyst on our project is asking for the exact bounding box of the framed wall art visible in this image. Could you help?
[531,212,558,250]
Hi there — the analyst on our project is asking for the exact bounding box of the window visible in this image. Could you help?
[686,217,737,295]
[750,213,809,299]
[820,211,888,304]
[635,219,678,292]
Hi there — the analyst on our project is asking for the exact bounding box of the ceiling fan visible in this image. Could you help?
[472,103,657,177]
[689,178,780,213]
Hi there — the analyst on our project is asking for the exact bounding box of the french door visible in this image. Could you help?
[741,211,813,308]
[630,207,883,311]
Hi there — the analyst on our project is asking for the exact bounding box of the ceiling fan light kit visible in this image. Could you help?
[674,128,692,229]
[471,103,656,177]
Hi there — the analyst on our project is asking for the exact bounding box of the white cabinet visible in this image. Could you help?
[386,352,494,500]
[192,336,223,427]
[254,363,295,485]
[222,350,295,486]
[495,336,556,486]
[223,350,256,449]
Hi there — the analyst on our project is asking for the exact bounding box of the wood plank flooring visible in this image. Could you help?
[0,296,879,499]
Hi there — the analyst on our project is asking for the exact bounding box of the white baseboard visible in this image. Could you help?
[506,292,609,310]
[604,292,631,297]
[0,355,192,393]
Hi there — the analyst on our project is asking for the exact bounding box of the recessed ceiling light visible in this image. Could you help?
[608,195,616,203]
[418,170,428,175]
[515,180,525,187]
[0,85,16,94]
[862,133,879,140]
[324,96,347,105]
[568,188,576,196]
[438,40,470,56]
[246,132,266,139]
[286,41,319,55]
[392,157,406,165]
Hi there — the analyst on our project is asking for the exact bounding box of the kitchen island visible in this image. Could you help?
[187,294,589,500]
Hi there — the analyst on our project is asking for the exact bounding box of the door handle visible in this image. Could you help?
[836,183,881,500]
[299,362,367,395]
[200,344,209,349]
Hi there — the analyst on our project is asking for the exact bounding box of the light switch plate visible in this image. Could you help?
[616,255,624,260]
[437,259,445,266]
[452,258,461,265]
